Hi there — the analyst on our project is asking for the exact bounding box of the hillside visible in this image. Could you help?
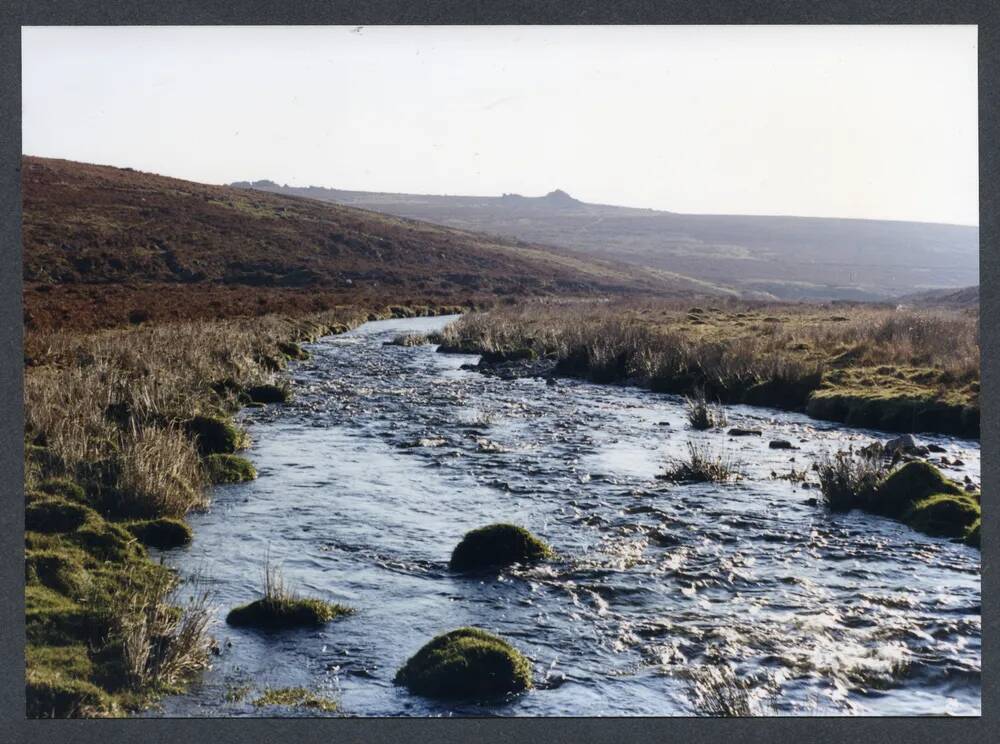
[233,181,980,302]
[893,285,980,308]
[22,157,723,331]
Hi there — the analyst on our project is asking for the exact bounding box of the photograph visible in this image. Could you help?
[20,24,980,719]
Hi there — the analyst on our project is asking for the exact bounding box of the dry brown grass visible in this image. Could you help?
[111,568,214,691]
[25,309,369,518]
[437,299,979,435]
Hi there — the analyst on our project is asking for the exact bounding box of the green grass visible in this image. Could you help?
[124,518,193,549]
[251,687,338,712]
[225,597,352,629]
[394,627,533,700]
[204,453,257,484]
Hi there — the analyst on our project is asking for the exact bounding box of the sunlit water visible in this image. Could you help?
[151,315,981,717]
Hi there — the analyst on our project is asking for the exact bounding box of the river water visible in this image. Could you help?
[153,315,981,717]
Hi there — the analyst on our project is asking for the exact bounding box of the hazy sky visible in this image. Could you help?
[22,25,978,225]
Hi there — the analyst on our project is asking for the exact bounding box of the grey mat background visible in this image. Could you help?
[1,2,995,742]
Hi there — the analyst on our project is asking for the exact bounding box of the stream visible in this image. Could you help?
[151,315,981,717]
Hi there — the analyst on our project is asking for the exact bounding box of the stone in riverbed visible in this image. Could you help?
[769,439,796,449]
[727,428,762,436]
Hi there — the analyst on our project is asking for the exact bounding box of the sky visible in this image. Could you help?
[22,25,978,225]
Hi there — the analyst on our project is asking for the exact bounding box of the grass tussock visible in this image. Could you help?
[815,451,980,547]
[816,448,891,513]
[684,388,727,430]
[252,687,338,712]
[225,554,352,629]
[686,666,775,717]
[436,299,979,436]
[662,442,744,484]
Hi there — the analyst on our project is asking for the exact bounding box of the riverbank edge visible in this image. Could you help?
[25,304,466,718]
[434,342,979,440]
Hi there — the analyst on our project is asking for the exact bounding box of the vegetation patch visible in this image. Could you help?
[389,332,430,347]
[684,389,727,430]
[902,494,980,539]
[870,460,963,518]
[25,498,95,534]
[225,559,351,629]
[251,687,338,712]
[449,524,553,572]
[204,453,258,483]
[277,340,309,360]
[435,300,978,437]
[26,549,91,597]
[124,518,193,549]
[36,478,87,504]
[661,442,743,484]
[965,519,980,548]
[246,383,291,405]
[394,627,533,700]
[185,415,247,455]
[816,453,979,547]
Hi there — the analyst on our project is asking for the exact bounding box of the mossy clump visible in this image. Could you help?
[204,453,258,484]
[125,518,193,549]
[246,384,291,404]
[25,585,106,647]
[902,494,981,539]
[36,478,87,504]
[449,523,553,572]
[26,661,111,718]
[251,686,337,712]
[870,461,962,518]
[965,518,981,548]
[225,597,351,630]
[277,341,310,360]
[394,627,533,700]
[69,521,145,563]
[25,549,91,597]
[185,415,245,455]
[25,498,94,534]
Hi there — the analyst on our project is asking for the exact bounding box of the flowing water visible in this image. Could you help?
[153,315,981,717]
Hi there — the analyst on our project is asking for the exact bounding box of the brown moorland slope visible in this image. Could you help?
[22,157,723,332]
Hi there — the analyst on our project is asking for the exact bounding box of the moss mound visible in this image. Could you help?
[394,627,533,699]
[36,478,87,504]
[25,549,91,597]
[25,498,93,534]
[70,521,145,563]
[27,664,111,718]
[125,518,193,549]
[204,453,258,483]
[277,341,310,360]
[902,494,981,539]
[225,597,351,629]
[871,461,962,518]
[185,415,244,455]
[246,384,291,404]
[449,523,553,572]
[25,585,106,647]
[252,686,337,711]
[965,519,981,548]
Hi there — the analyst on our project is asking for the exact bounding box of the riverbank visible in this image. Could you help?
[433,300,980,438]
[23,303,462,717]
